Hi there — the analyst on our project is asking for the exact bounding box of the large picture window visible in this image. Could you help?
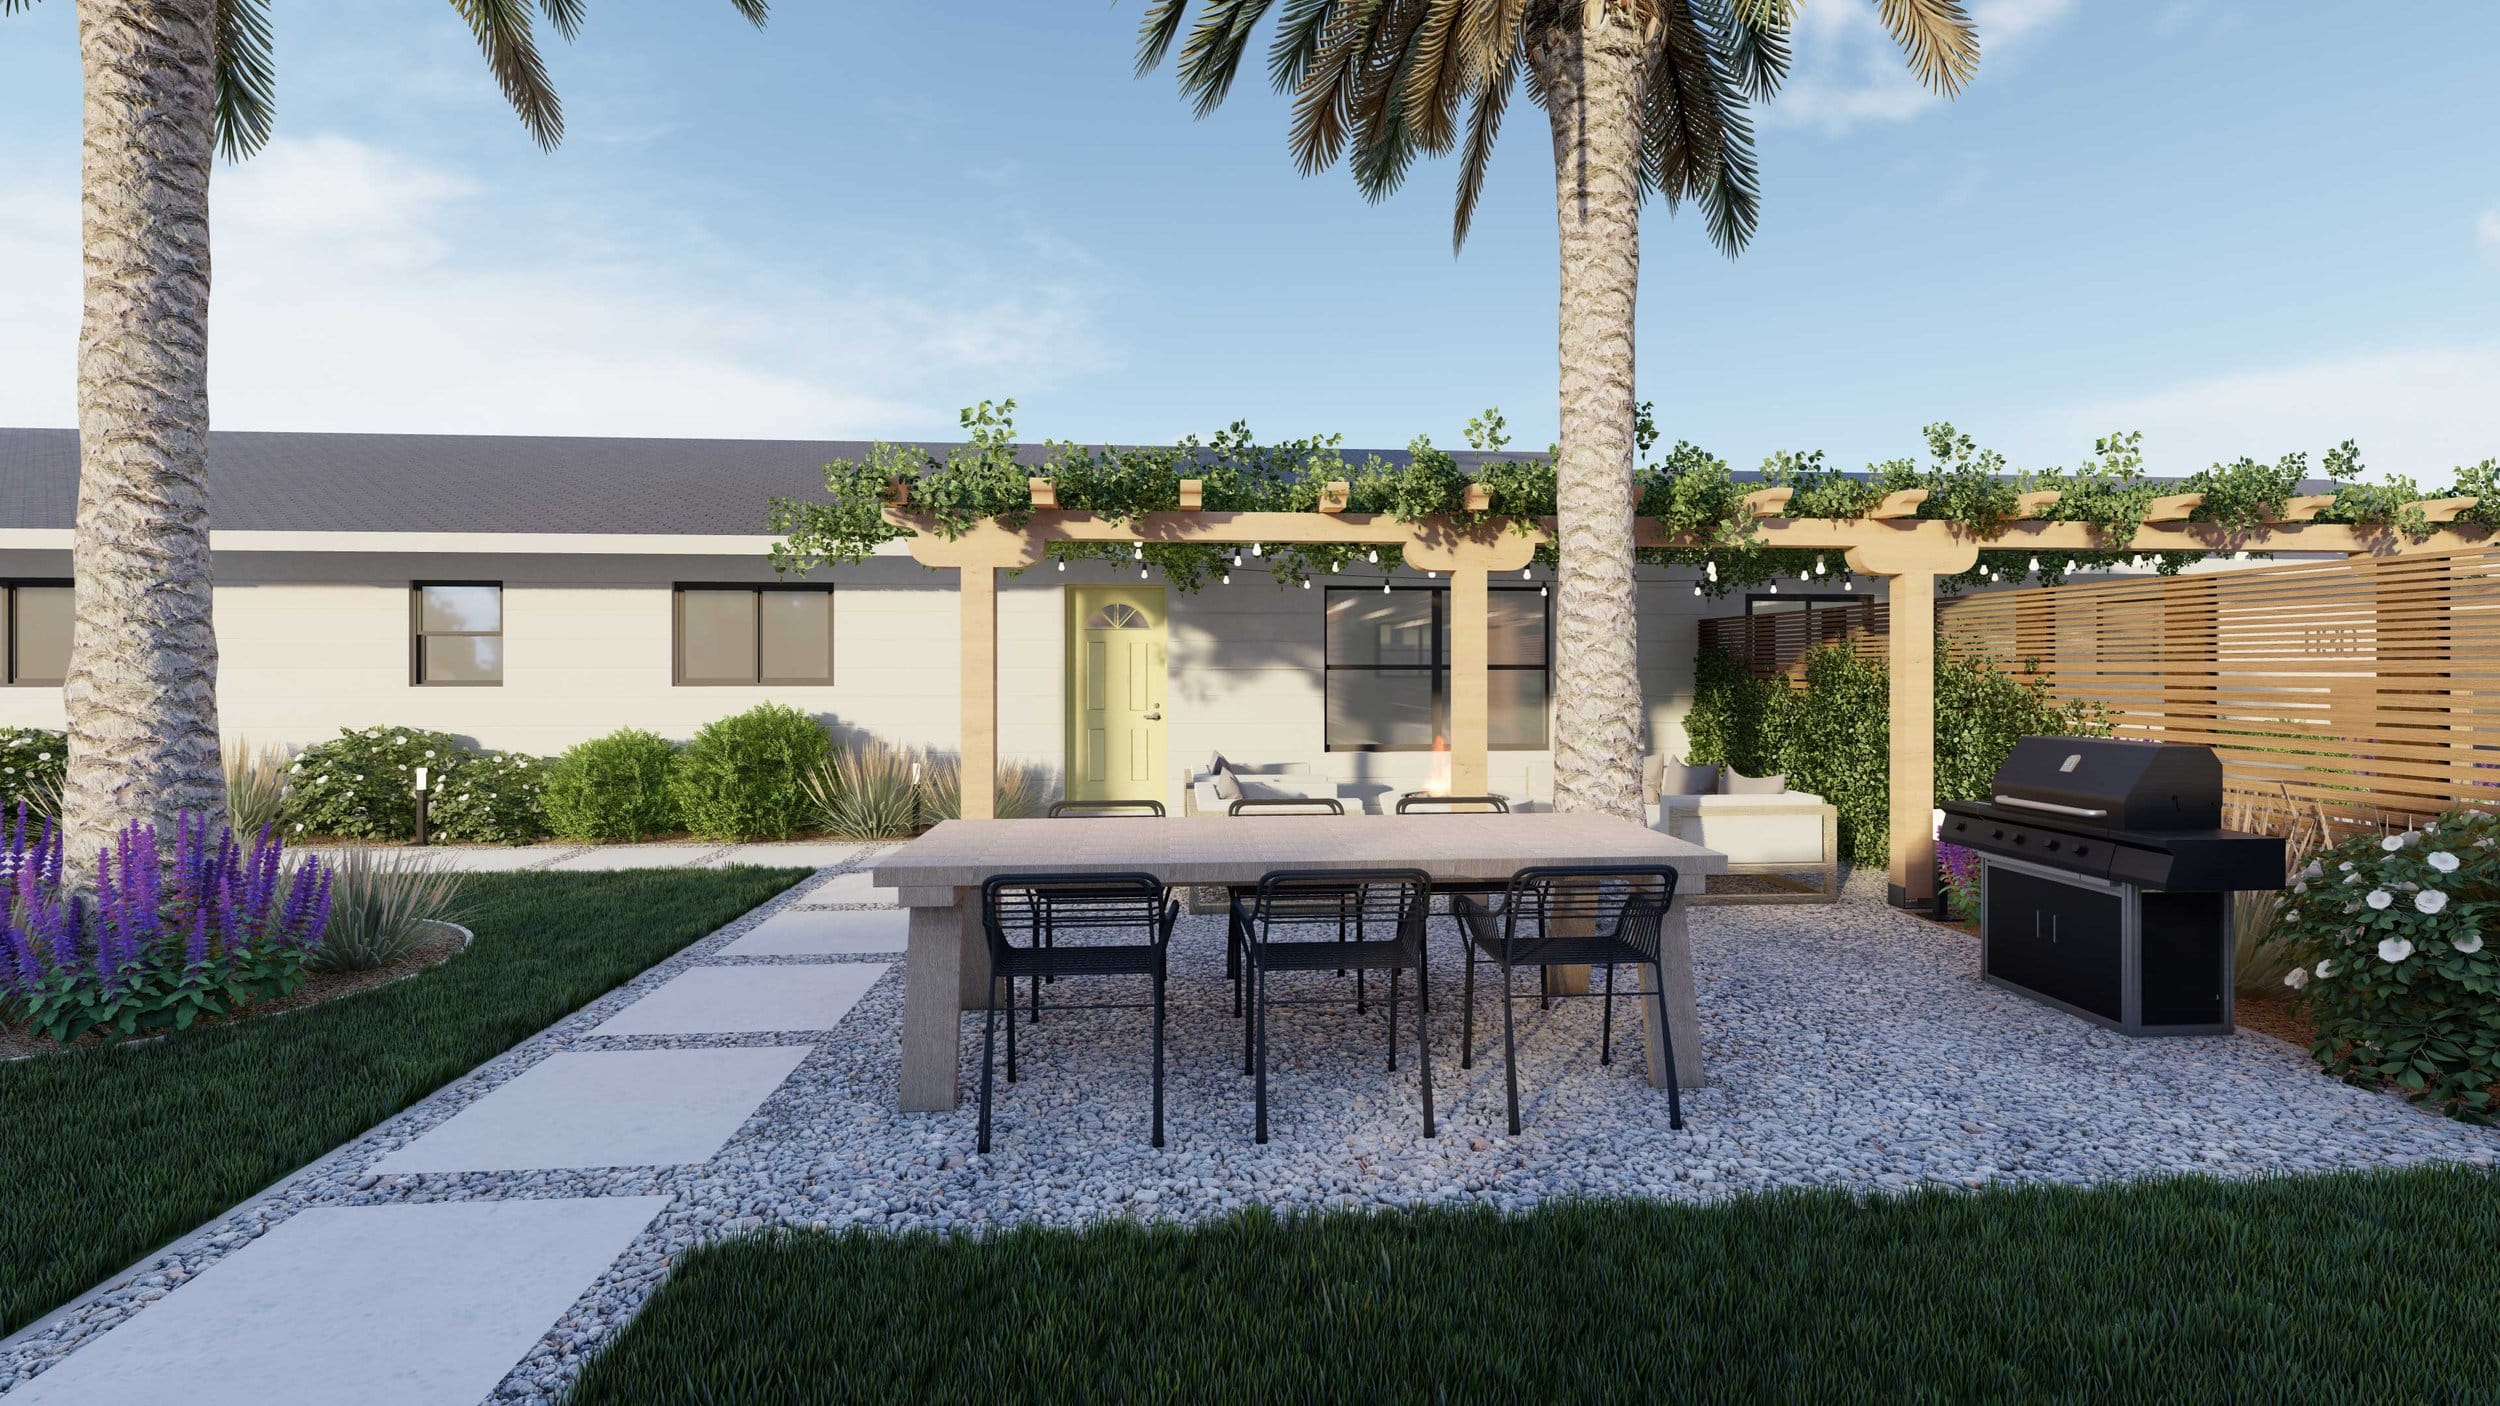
[3,580,72,687]
[675,585,835,685]
[412,582,503,686]
[1323,586,1548,751]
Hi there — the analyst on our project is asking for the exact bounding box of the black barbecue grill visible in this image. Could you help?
[1940,738,2284,1036]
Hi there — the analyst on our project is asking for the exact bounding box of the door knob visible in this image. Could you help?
[1144,711,1162,721]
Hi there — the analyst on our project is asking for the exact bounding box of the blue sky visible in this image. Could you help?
[2,0,2495,481]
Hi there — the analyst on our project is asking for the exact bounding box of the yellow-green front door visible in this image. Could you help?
[1066,585,1167,804]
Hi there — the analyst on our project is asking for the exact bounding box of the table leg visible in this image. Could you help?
[900,893,980,1112]
[1634,899,1708,1090]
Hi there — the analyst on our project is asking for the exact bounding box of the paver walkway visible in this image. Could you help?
[0,842,897,1406]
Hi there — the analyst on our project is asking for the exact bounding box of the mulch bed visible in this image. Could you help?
[0,923,468,1061]
[2231,992,2315,1049]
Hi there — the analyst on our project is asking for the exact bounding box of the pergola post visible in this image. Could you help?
[1448,566,1490,794]
[1886,570,1939,905]
[957,564,998,821]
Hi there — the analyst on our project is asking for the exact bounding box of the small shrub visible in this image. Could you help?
[2283,808,2500,1121]
[310,847,471,973]
[543,729,680,842]
[283,726,468,841]
[669,703,830,841]
[804,741,922,840]
[0,814,333,1044]
[0,727,65,819]
[924,754,1052,821]
[225,741,293,838]
[430,751,550,844]
[1938,842,1982,922]
[2226,790,2328,996]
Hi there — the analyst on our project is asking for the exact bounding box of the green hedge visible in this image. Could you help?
[543,728,681,842]
[1687,644,2103,868]
[669,703,832,841]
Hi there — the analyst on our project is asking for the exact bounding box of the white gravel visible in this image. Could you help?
[9,866,2495,1403]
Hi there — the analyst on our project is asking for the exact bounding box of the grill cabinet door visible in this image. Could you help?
[1985,867,2124,1023]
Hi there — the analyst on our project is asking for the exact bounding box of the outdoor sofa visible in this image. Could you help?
[1642,756,1840,903]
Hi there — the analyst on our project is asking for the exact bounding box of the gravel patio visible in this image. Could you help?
[9,859,2495,1404]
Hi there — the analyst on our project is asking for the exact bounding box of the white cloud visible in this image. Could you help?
[0,135,1115,437]
[2029,343,2500,482]
[1768,0,2075,135]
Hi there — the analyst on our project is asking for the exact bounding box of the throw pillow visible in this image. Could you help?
[1662,761,1719,796]
[1640,752,1665,805]
[1211,765,1244,802]
[1721,766,1787,795]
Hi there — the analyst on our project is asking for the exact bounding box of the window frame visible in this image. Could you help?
[671,582,837,687]
[1321,584,1550,753]
[3,578,74,687]
[409,580,505,688]
[1743,591,1871,616]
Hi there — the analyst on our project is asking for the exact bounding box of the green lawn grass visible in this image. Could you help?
[568,1162,2500,1404]
[0,866,806,1336]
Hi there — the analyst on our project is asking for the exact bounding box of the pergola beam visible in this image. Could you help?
[878,504,2485,905]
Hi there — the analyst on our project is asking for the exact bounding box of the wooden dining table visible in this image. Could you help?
[871,812,1728,1112]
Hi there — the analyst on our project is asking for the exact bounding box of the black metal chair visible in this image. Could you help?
[1394,793,1509,814]
[1454,865,1684,1135]
[1048,799,1166,818]
[977,872,1180,1153]
[1231,868,1436,1143]
[1227,796,1344,815]
[1220,794,1347,1013]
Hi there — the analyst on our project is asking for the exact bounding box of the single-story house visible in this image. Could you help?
[0,427,1873,812]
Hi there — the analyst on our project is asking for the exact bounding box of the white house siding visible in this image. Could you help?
[0,546,1730,813]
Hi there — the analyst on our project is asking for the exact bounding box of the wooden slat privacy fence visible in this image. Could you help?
[1697,600,1888,680]
[1699,549,2500,825]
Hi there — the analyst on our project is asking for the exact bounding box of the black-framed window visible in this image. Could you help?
[412,582,503,686]
[3,580,72,687]
[1745,591,1870,617]
[1323,586,1548,751]
[674,584,835,685]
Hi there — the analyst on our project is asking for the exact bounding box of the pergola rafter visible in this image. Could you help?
[885,494,2487,904]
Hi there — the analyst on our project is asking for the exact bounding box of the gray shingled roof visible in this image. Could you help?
[0,428,1524,535]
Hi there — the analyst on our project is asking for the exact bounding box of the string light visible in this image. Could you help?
[1132,543,1143,560]
[1252,543,1263,557]
[1381,581,1392,594]
[1367,549,1379,564]
[1222,573,1232,585]
[1520,568,1532,580]
[1768,580,1779,593]
[1232,552,1243,568]
[1055,559,1065,571]
[1300,578,1310,589]
[1814,556,1827,576]
[1539,584,1548,597]
[1705,560,1719,583]
[1139,568,1148,579]
[1692,583,1702,597]
[2027,557,2040,574]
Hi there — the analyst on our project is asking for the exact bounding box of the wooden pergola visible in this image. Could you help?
[888,483,2484,902]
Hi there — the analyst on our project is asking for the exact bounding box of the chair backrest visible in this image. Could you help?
[979,872,1173,958]
[1047,799,1166,818]
[1395,793,1510,814]
[1496,865,1679,954]
[1242,867,1430,946]
[1229,796,1344,816]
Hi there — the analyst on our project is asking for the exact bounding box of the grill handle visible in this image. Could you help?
[1992,794,2111,819]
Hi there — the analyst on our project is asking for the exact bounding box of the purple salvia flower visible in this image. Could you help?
[185,904,210,972]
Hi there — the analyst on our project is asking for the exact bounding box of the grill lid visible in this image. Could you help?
[1987,737,2222,832]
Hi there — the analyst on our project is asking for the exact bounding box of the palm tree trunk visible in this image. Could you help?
[63,0,228,872]
[1534,2,1647,824]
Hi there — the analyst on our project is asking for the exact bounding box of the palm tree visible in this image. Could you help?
[4,0,767,868]
[1138,0,1977,821]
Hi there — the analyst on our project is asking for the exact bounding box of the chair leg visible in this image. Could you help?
[1500,961,1522,1136]
[1386,963,1400,1072]
[1416,952,1436,1139]
[1653,960,1684,1132]
[1242,957,1258,1075]
[1460,944,1477,1070]
[978,982,1000,1154]
[1600,963,1616,1066]
[1254,964,1271,1144]
[1004,975,1018,1084]
[1151,966,1167,1149]
[1356,966,1367,1016]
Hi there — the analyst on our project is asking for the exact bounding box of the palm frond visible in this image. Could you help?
[1644,0,1760,256]
[1285,0,1392,175]
[1710,0,1789,101]
[1137,0,1191,74]
[1450,45,1517,250]
[1875,0,1979,95]
[1266,0,1342,91]
[539,0,586,41]
[0,1,43,14]
[452,0,563,148]
[1177,0,1282,115]
[723,0,769,24]
[213,0,277,159]
[1398,0,1467,151]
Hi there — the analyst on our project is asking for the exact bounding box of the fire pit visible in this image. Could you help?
[1941,738,2284,1036]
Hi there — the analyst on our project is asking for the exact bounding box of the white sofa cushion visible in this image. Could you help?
[1647,792,1830,867]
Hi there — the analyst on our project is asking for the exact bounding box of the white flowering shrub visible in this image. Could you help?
[0,726,67,818]
[2280,809,2498,1121]
[429,750,550,844]
[280,726,471,840]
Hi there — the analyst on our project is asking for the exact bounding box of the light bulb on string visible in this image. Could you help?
[1055,559,1065,571]
[1252,543,1263,557]
[1300,578,1309,589]
[1520,569,1531,581]
[1705,560,1718,583]
[1366,549,1379,564]
[1221,573,1232,585]
[1815,556,1827,576]
[1381,581,1391,594]
[1539,584,1548,597]
[2027,557,2039,574]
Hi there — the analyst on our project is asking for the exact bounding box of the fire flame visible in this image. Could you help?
[1424,733,1451,795]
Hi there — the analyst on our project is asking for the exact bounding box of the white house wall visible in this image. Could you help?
[0,547,1730,812]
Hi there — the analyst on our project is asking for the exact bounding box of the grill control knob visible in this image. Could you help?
[2012,832,2026,845]
[1991,828,2005,840]
[2072,843,2089,857]
[2045,839,2061,852]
